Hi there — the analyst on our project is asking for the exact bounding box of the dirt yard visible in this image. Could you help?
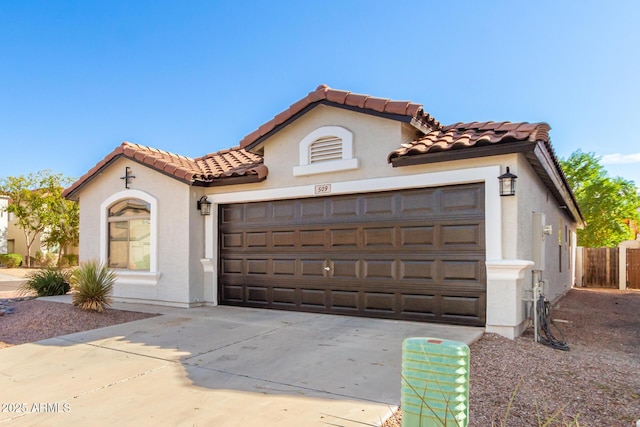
[384,288,640,426]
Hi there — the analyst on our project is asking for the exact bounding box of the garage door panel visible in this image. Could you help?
[246,232,268,248]
[441,260,482,282]
[300,230,326,247]
[441,186,483,214]
[400,226,435,247]
[301,289,326,308]
[329,197,360,219]
[221,258,243,274]
[399,189,437,216]
[440,224,482,248]
[300,199,326,220]
[362,259,397,280]
[330,228,359,247]
[222,232,243,249]
[246,286,269,305]
[363,227,395,247]
[300,259,326,277]
[329,290,359,310]
[363,193,396,217]
[364,292,396,313]
[401,294,437,318]
[272,287,296,305]
[219,184,486,326]
[273,259,296,275]
[399,260,435,280]
[272,201,296,221]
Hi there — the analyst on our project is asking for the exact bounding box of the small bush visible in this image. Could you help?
[20,268,71,297]
[70,260,116,313]
[0,253,22,268]
[59,254,79,268]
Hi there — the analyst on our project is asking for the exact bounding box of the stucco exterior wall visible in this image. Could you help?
[515,156,577,302]
[76,157,205,307]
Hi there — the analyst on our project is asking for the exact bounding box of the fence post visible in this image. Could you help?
[619,244,627,290]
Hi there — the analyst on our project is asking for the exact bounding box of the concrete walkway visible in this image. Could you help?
[0,297,483,426]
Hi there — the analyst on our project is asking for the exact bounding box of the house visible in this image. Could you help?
[63,85,584,339]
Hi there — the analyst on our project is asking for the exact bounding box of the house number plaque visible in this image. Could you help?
[314,184,331,195]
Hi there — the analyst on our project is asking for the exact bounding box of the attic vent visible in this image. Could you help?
[293,125,359,177]
[309,136,342,163]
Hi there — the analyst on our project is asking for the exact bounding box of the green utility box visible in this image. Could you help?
[401,337,470,427]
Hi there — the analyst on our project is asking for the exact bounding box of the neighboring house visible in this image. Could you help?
[0,196,78,265]
[63,85,584,339]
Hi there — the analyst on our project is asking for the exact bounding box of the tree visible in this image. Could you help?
[560,150,640,247]
[0,170,78,267]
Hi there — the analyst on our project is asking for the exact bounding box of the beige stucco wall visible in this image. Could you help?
[515,156,577,301]
[75,157,206,307]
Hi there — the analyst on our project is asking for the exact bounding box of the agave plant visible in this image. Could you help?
[70,260,116,312]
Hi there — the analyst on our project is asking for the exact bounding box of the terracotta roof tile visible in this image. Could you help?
[388,121,551,161]
[239,84,441,149]
[63,142,266,199]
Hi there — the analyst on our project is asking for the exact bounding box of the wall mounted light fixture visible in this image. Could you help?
[498,167,517,196]
[197,195,212,216]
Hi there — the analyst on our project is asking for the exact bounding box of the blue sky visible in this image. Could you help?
[1,1,639,187]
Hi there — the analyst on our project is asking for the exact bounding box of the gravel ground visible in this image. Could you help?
[1,287,638,425]
[0,299,158,349]
[384,288,640,427]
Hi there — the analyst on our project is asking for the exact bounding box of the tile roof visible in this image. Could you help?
[63,142,266,199]
[388,121,551,161]
[239,84,441,150]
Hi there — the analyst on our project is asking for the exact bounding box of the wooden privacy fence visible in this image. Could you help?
[579,246,640,289]
[582,247,619,288]
[628,248,640,289]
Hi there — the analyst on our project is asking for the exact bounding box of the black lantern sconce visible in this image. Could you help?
[498,167,517,196]
[197,195,212,216]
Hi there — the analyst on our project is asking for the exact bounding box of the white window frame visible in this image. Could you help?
[293,126,359,176]
[100,189,160,285]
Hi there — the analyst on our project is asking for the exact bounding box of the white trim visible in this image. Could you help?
[206,165,503,300]
[293,158,359,176]
[100,189,159,277]
[115,271,162,286]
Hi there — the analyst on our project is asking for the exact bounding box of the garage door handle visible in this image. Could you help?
[324,267,331,271]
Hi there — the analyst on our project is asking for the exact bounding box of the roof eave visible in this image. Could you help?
[243,100,430,154]
[63,154,196,201]
[390,140,585,226]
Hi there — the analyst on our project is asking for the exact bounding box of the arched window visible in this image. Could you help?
[108,198,151,270]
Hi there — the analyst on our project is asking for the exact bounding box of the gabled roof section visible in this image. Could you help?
[63,142,267,200]
[239,84,441,152]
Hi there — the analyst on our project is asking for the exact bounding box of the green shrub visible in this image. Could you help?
[70,260,116,313]
[0,253,22,268]
[59,254,78,268]
[20,268,71,296]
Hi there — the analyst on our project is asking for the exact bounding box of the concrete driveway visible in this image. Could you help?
[0,272,25,296]
[0,299,483,426]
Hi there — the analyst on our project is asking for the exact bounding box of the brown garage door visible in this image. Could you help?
[219,184,486,326]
